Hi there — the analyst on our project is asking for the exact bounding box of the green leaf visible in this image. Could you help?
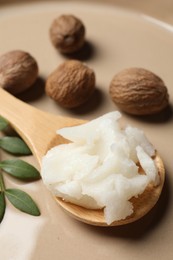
[5,188,40,216]
[0,192,6,223]
[0,136,31,155]
[0,159,40,180]
[0,116,8,131]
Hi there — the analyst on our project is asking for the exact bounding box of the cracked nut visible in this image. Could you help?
[46,60,95,108]
[49,14,85,54]
[0,50,38,95]
[109,68,169,115]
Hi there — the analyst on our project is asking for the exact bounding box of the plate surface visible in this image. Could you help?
[0,2,173,260]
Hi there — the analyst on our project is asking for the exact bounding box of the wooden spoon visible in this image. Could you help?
[0,88,165,226]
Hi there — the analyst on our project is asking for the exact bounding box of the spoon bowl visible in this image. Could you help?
[0,88,165,226]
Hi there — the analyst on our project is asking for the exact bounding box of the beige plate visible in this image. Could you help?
[0,1,173,260]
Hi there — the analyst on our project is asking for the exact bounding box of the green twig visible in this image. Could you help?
[0,171,5,192]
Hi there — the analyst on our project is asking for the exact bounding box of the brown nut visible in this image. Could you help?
[46,60,95,108]
[0,50,38,95]
[109,68,169,115]
[49,14,85,54]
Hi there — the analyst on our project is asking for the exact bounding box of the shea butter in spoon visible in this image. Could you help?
[0,89,164,226]
[41,112,164,225]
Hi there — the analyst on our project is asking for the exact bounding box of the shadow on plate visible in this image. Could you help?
[16,76,45,102]
[127,104,173,124]
[59,87,105,115]
[60,40,96,61]
[79,170,171,240]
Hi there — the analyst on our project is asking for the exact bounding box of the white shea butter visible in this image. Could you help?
[41,112,159,224]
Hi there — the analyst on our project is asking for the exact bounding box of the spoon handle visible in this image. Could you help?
[0,88,81,166]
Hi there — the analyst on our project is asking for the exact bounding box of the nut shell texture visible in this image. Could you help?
[109,68,169,115]
[0,50,38,94]
[46,60,95,108]
[50,14,85,54]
